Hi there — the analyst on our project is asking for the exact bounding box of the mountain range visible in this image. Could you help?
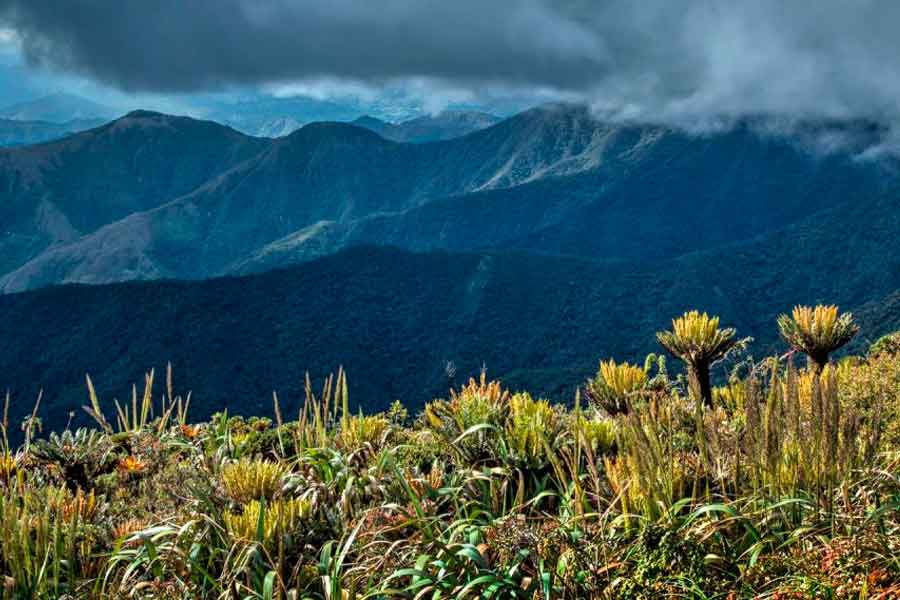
[351,111,502,143]
[0,92,504,145]
[1,102,899,428]
[218,109,502,141]
[0,105,895,291]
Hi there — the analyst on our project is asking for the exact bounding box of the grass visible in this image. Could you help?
[1,311,900,598]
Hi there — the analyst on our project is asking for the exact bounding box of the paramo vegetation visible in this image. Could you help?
[2,306,900,598]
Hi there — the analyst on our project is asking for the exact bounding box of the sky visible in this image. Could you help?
[1,1,900,125]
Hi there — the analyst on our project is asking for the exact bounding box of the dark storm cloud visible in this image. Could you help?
[3,0,900,120]
[0,0,609,91]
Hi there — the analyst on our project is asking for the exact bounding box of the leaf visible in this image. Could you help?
[263,570,276,600]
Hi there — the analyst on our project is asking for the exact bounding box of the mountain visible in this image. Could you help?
[236,120,894,272]
[0,92,119,122]
[254,116,304,138]
[0,117,107,147]
[2,104,894,292]
[351,110,502,142]
[1,104,621,288]
[0,111,267,277]
[0,242,894,433]
[197,93,492,137]
[202,95,363,137]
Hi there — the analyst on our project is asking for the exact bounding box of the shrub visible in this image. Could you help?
[336,414,391,452]
[868,331,900,357]
[613,523,711,599]
[838,350,900,448]
[568,412,617,455]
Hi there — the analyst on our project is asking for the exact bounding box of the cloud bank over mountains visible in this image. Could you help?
[2,0,900,123]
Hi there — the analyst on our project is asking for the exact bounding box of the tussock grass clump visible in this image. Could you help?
[2,310,900,598]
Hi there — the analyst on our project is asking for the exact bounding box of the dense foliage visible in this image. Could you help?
[2,308,900,598]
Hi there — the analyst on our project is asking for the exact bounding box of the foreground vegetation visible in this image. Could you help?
[2,306,900,598]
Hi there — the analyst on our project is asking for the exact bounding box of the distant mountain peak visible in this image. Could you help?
[0,115,107,148]
[100,110,253,140]
[352,115,387,127]
[121,109,167,119]
[0,92,119,123]
[287,120,390,144]
[351,109,501,143]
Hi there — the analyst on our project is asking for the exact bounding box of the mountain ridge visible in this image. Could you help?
[0,103,897,293]
[351,110,502,143]
[0,92,119,122]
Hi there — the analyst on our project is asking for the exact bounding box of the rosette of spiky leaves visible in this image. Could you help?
[30,428,116,490]
[505,392,559,468]
[221,458,288,504]
[585,359,648,415]
[224,498,311,551]
[425,372,510,464]
[657,311,738,406]
[337,414,391,454]
[778,305,859,373]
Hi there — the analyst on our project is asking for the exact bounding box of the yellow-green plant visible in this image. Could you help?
[296,368,350,449]
[737,359,880,507]
[868,331,900,358]
[425,373,509,462]
[83,364,189,436]
[0,453,15,485]
[778,305,859,373]
[115,369,156,434]
[505,392,557,466]
[604,402,687,525]
[337,414,391,451]
[712,380,746,412]
[570,414,617,456]
[657,311,740,406]
[0,485,102,598]
[221,458,288,504]
[556,402,617,516]
[838,350,898,448]
[224,498,311,550]
[586,359,647,415]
